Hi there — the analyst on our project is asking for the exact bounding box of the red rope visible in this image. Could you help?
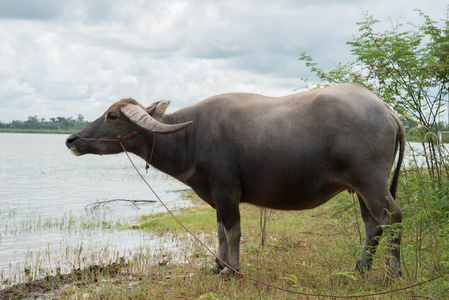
[80,131,447,298]
[78,130,144,142]
[117,139,446,298]
[145,133,156,172]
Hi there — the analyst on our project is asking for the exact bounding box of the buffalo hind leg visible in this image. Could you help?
[356,184,403,277]
[355,193,383,273]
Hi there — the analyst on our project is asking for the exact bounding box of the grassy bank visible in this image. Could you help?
[3,185,447,299]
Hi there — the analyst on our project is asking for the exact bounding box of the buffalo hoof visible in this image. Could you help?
[354,260,402,278]
[386,265,402,279]
[353,260,371,275]
[388,258,402,278]
[218,267,234,280]
[210,264,222,275]
[210,260,226,275]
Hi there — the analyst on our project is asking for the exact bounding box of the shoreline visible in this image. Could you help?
[0,129,73,134]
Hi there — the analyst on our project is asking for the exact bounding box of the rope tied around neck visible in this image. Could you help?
[118,130,144,141]
[78,129,155,172]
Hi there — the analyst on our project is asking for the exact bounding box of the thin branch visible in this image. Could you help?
[85,199,157,210]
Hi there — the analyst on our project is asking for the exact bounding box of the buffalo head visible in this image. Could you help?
[66,98,192,156]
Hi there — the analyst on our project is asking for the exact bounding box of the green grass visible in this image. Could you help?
[131,206,216,234]
[56,190,449,298]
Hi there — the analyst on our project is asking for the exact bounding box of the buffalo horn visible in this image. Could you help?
[120,104,192,134]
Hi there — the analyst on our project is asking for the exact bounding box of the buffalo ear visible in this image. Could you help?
[146,100,170,121]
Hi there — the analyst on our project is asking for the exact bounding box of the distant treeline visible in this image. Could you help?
[0,115,90,133]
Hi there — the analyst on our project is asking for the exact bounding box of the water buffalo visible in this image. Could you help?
[66,83,405,278]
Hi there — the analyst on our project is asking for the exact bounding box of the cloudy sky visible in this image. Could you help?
[0,0,446,122]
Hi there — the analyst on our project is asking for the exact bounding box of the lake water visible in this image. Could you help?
[0,133,192,285]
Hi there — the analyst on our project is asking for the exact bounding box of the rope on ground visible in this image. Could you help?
[80,132,447,298]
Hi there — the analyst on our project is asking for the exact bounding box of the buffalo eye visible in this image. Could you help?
[107,112,118,120]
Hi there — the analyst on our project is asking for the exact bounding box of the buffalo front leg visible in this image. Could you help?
[211,213,228,274]
[219,218,241,278]
[214,197,241,278]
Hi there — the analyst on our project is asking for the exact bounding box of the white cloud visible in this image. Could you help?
[0,0,447,122]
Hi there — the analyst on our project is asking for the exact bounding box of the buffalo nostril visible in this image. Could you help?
[66,134,79,146]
